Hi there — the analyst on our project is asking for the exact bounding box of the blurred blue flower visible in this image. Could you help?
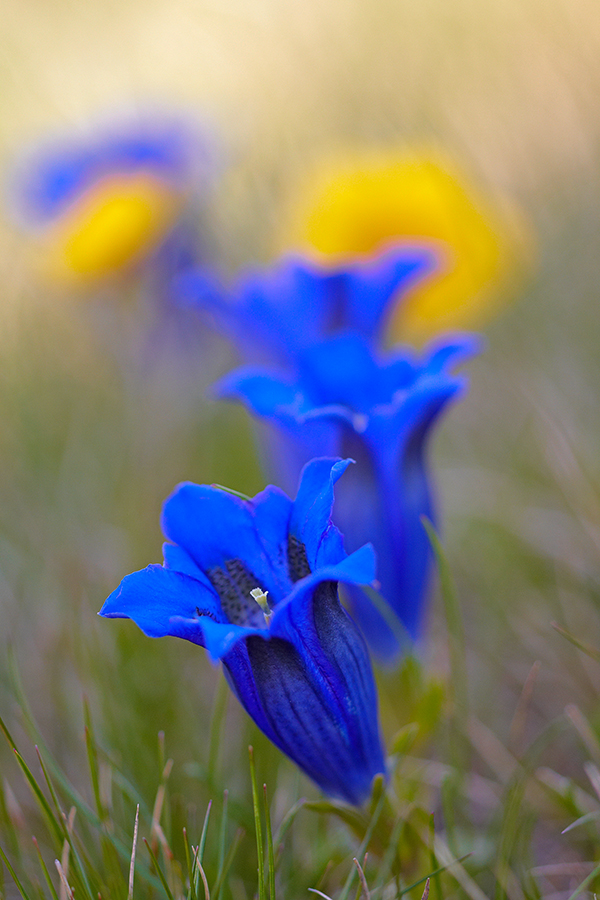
[177,245,438,365]
[217,333,481,662]
[100,457,385,805]
[13,114,212,283]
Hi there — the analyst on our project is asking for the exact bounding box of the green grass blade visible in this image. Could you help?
[211,827,244,900]
[214,790,229,900]
[128,804,140,900]
[33,747,97,900]
[144,837,176,900]
[12,749,65,848]
[565,860,600,900]
[337,786,387,900]
[272,798,306,866]
[208,674,229,784]
[83,698,104,823]
[0,710,19,751]
[212,484,251,501]
[422,519,469,763]
[0,842,34,900]
[32,836,61,900]
[198,800,212,865]
[249,746,266,900]
[263,784,276,900]
[551,622,600,663]
[183,828,198,900]
[397,857,473,899]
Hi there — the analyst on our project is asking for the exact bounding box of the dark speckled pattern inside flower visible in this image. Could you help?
[287,534,311,582]
[208,558,267,626]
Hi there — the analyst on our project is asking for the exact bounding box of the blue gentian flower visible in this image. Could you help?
[17,117,204,224]
[100,457,386,805]
[177,245,438,365]
[216,333,481,662]
[12,114,212,283]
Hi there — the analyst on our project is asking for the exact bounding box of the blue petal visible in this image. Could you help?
[18,119,195,222]
[229,578,385,804]
[218,368,357,441]
[337,244,439,339]
[215,369,302,417]
[290,458,353,569]
[188,543,376,658]
[161,482,293,599]
[298,335,380,412]
[162,542,205,579]
[235,258,344,354]
[270,543,377,643]
[177,249,438,365]
[192,615,267,662]
[423,333,484,374]
[98,564,223,645]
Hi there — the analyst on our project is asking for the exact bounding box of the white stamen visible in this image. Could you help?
[250,587,271,624]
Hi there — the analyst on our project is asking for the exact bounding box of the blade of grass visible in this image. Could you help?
[430,835,488,900]
[565,859,600,900]
[32,837,60,900]
[4,651,162,892]
[249,746,266,900]
[128,804,140,900]
[397,854,473,897]
[83,698,104,823]
[215,790,229,900]
[353,857,370,900]
[0,842,34,900]
[337,785,387,900]
[422,519,468,768]
[34,748,96,900]
[551,623,600,663]
[561,810,600,834]
[12,748,64,848]
[208,673,229,783]
[493,719,567,900]
[193,852,210,900]
[55,860,74,900]
[211,827,244,900]
[272,798,306,868]
[212,485,251,501]
[372,813,405,893]
[0,710,19,751]
[263,785,275,900]
[144,837,176,900]
[183,828,198,900]
[198,800,212,866]
[150,758,173,856]
[428,813,442,900]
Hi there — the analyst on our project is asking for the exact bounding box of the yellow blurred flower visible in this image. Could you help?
[281,150,532,345]
[42,173,181,282]
[15,116,207,286]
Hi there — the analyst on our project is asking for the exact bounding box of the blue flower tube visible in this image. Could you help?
[100,458,386,806]
[217,333,481,662]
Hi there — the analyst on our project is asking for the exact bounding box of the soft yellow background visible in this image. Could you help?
[1,0,599,289]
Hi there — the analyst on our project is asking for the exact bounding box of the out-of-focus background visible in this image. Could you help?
[3,0,600,897]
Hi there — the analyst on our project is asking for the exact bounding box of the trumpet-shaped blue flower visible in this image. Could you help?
[100,458,385,805]
[177,245,438,365]
[217,334,481,662]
